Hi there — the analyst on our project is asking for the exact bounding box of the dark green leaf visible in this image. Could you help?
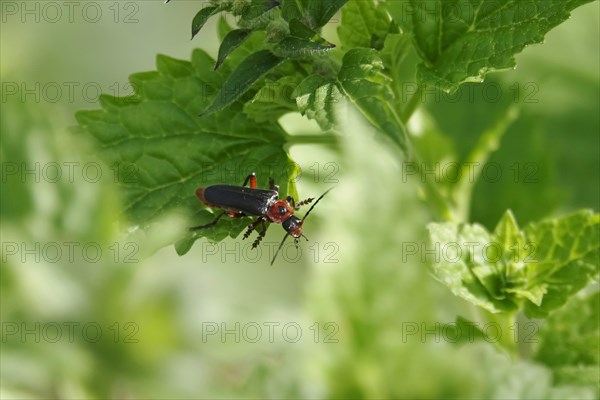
[202,50,284,115]
[387,0,594,92]
[244,76,301,122]
[288,18,316,39]
[215,29,255,70]
[192,6,221,39]
[280,0,307,22]
[307,0,348,28]
[242,0,280,20]
[273,36,335,58]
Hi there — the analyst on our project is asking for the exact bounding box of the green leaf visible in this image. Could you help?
[290,48,408,153]
[215,29,255,70]
[191,5,221,39]
[273,36,335,58]
[523,211,600,317]
[288,18,316,38]
[202,50,284,115]
[280,0,308,22]
[441,316,489,345]
[338,48,408,153]
[217,16,233,42]
[388,0,594,92]
[337,0,390,49]
[306,0,348,28]
[428,210,600,315]
[287,18,338,47]
[242,0,280,20]
[244,76,301,122]
[534,291,599,395]
[75,50,296,254]
[428,218,518,313]
[294,75,342,130]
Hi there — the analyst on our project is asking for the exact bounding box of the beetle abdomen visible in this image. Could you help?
[203,185,278,216]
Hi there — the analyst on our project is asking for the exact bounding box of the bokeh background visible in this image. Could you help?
[1,1,599,398]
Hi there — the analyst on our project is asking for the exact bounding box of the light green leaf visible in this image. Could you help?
[428,219,518,313]
[202,50,284,115]
[215,29,255,70]
[217,15,232,41]
[76,50,296,254]
[523,211,600,317]
[294,75,342,130]
[387,0,594,92]
[534,291,599,395]
[428,210,600,315]
[338,0,390,49]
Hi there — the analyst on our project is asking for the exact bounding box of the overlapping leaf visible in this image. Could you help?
[294,49,408,153]
[387,0,594,92]
[201,50,284,115]
[338,0,391,49]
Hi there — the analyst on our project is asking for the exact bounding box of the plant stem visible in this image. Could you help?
[285,133,341,146]
[481,310,519,359]
[409,152,457,222]
[451,106,519,221]
[401,85,423,123]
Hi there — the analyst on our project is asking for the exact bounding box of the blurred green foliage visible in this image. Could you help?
[1,1,598,399]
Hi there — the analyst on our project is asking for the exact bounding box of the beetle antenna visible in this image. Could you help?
[271,188,333,266]
[301,187,334,223]
[271,232,290,265]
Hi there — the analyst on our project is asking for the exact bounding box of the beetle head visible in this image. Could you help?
[282,215,303,238]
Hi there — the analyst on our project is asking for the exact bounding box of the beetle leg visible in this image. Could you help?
[189,211,226,231]
[242,172,257,188]
[269,177,279,194]
[252,220,269,249]
[295,197,315,209]
[285,195,296,209]
[243,217,264,240]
